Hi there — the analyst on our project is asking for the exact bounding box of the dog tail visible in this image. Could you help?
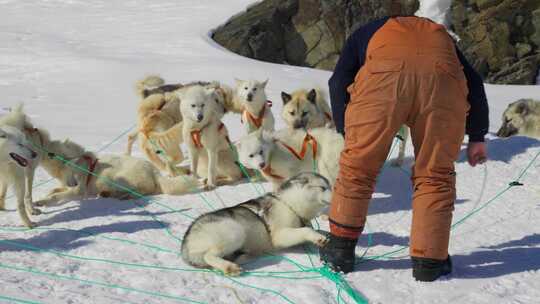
[135,75,165,98]
[0,103,26,129]
[157,175,201,195]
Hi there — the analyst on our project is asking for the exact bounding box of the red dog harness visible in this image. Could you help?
[81,155,98,186]
[190,123,230,149]
[277,133,318,161]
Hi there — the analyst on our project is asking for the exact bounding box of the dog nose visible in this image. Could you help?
[259,162,266,169]
[197,114,203,122]
[247,93,253,101]
[30,150,37,159]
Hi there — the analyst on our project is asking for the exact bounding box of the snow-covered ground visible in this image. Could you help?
[0,1,539,303]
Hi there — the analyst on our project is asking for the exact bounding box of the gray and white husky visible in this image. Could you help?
[497,99,540,139]
[181,172,331,276]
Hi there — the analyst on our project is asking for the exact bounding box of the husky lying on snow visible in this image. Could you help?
[234,79,275,133]
[280,88,334,130]
[0,125,38,227]
[237,127,344,190]
[181,172,331,275]
[497,99,540,139]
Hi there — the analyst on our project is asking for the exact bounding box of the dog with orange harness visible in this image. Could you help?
[233,79,275,134]
[179,85,243,189]
[237,127,343,190]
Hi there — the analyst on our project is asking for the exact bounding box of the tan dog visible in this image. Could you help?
[127,76,236,177]
[281,88,334,130]
[35,138,200,207]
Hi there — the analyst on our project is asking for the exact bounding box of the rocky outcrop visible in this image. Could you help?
[212,0,418,71]
[450,0,540,84]
[213,0,540,84]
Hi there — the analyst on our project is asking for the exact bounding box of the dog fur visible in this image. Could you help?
[179,85,243,189]
[497,99,540,139]
[181,172,330,275]
[237,127,344,190]
[281,88,334,130]
[234,79,275,133]
[34,137,201,207]
[127,76,237,177]
[0,108,39,227]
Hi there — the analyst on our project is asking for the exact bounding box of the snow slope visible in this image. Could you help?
[0,1,539,303]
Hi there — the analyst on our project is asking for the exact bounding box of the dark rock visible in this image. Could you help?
[212,0,418,71]
[451,0,540,84]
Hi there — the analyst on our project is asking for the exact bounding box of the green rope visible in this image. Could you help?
[358,147,540,263]
[0,295,41,304]
[0,262,205,304]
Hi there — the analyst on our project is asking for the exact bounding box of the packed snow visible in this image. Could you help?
[0,1,539,303]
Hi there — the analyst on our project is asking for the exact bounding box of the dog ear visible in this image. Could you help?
[516,102,529,116]
[234,78,244,87]
[307,89,317,104]
[261,79,269,88]
[281,92,292,105]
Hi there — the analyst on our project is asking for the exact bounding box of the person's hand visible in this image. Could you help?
[467,142,487,167]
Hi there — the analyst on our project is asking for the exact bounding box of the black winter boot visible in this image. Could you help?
[412,255,452,282]
[319,234,358,273]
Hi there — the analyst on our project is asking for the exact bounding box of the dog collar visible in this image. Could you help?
[277,133,318,161]
[242,104,267,129]
[81,155,98,187]
[190,123,228,149]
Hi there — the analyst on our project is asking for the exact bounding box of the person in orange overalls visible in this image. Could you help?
[319,15,489,281]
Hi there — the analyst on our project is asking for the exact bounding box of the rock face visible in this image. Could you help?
[450,0,540,84]
[213,0,540,84]
[212,0,418,71]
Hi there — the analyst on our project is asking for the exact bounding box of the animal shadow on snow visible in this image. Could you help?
[0,219,168,252]
[457,135,540,163]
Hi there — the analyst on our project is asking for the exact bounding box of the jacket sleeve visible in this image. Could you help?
[456,47,489,142]
[328,35,362,135]
[328,17,388,135]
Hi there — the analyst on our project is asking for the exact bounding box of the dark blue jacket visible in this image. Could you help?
[329,17,489,142]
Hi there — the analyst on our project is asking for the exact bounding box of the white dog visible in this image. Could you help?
[234,79,275,133]
[238,127,344,190]
[179,85,243,189]
[181,172,330,275]
[0,125,39,227]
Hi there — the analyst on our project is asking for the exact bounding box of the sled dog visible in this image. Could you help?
[237,127,344,190]
[234,79,275,133]
[281,88,334,130]
[181,172,331,275]
[497,99,540,139]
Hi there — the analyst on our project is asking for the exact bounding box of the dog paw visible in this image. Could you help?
[25,221,37,229]
[30,208,42,215]
[314,234,329,247]
[223,263,242,276]
[34,200,47,207]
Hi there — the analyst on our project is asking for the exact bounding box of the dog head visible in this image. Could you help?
[237,129,273,170]
[235,79,268,105]
[43,139,90,187]
[281,89,324,130]
[0,126,37,168]
[277,172,331,220]
[179,85,224,125]
[497,99,537,138]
